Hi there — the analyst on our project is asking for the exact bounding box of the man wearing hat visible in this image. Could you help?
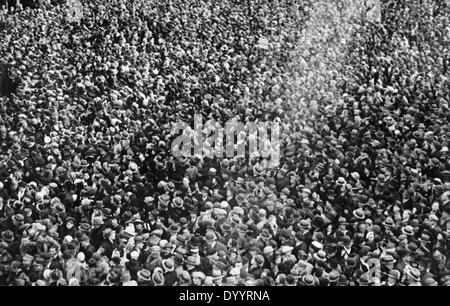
[161,258,178,286]
[404,265,422,286]
[1,213,24,232]
[183,253,198,272]
[89,216,106,249]
[79,235,96,262]
[425,214,441,237]
[249,254,265,279]
[192,271,206,286]
[152,267,165,286]
[144,245,162,272]
[204,231,227,254]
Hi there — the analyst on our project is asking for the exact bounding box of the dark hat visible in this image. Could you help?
[419,234,431,243]
[66,243,77,251]
[1,230,14,242]
[359,274,369,286]
[220,222,231,233]
[189,236,202,247]
[406,242,418,253]
[214,260,227,271]
[12,214,24,223]
[205,231,217,242]
[169,224,180,233]
[176,234,186,244]
[79,223,91,232]
[260,229,272,240]
[41,252,52,261]
[383,217,395,227]
[122,211,132,220]
[328,271,339,283]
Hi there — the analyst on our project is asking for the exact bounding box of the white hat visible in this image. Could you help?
[43,269,52,280]
[68,278,80,286]
[124,225,136,237]
[123,280,138,286]
[263,246,274,254]
[192,271,206,280]
[214,208,227,216]
[280,245,294,254]
[81,198,91,206]
[159,239,169,248]
[350,172,360,180]
[130,251,139,260]
[63,235,73,244]
[311,241,324,250]
[35,192,44,201]
[229,267,241,276]
[77,252,85,262]
[129,162,138,171]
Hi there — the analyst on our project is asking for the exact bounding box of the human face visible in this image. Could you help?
[66,221,74,230]
[23,257,33,268]
[33,262,43,271]
[431,202,439,211]
[206,239,216,247]
[402,210,410,220]
[135,224,143,232]
[193,277,202,286]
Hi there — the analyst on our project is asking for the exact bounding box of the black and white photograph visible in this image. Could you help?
[0,0,449,291]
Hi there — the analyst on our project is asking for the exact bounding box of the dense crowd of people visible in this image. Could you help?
[0,0,449,286]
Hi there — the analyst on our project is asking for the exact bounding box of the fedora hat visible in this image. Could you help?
[328,271,339,283]
[185,256,199,266]
[205,231,217,242]
[162,259,174,272]
[405,267,421,282]
[313,250,327,262]
[1,230,14,242]
[383,217,395,227]
[152,267,165,286]
[402,225,414,236]
[302,274,315,286]
[172,197,184,208]
[137,269,152,282]
[220,222,232,233]
[352,208,365,220]
[338,217,348,225]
